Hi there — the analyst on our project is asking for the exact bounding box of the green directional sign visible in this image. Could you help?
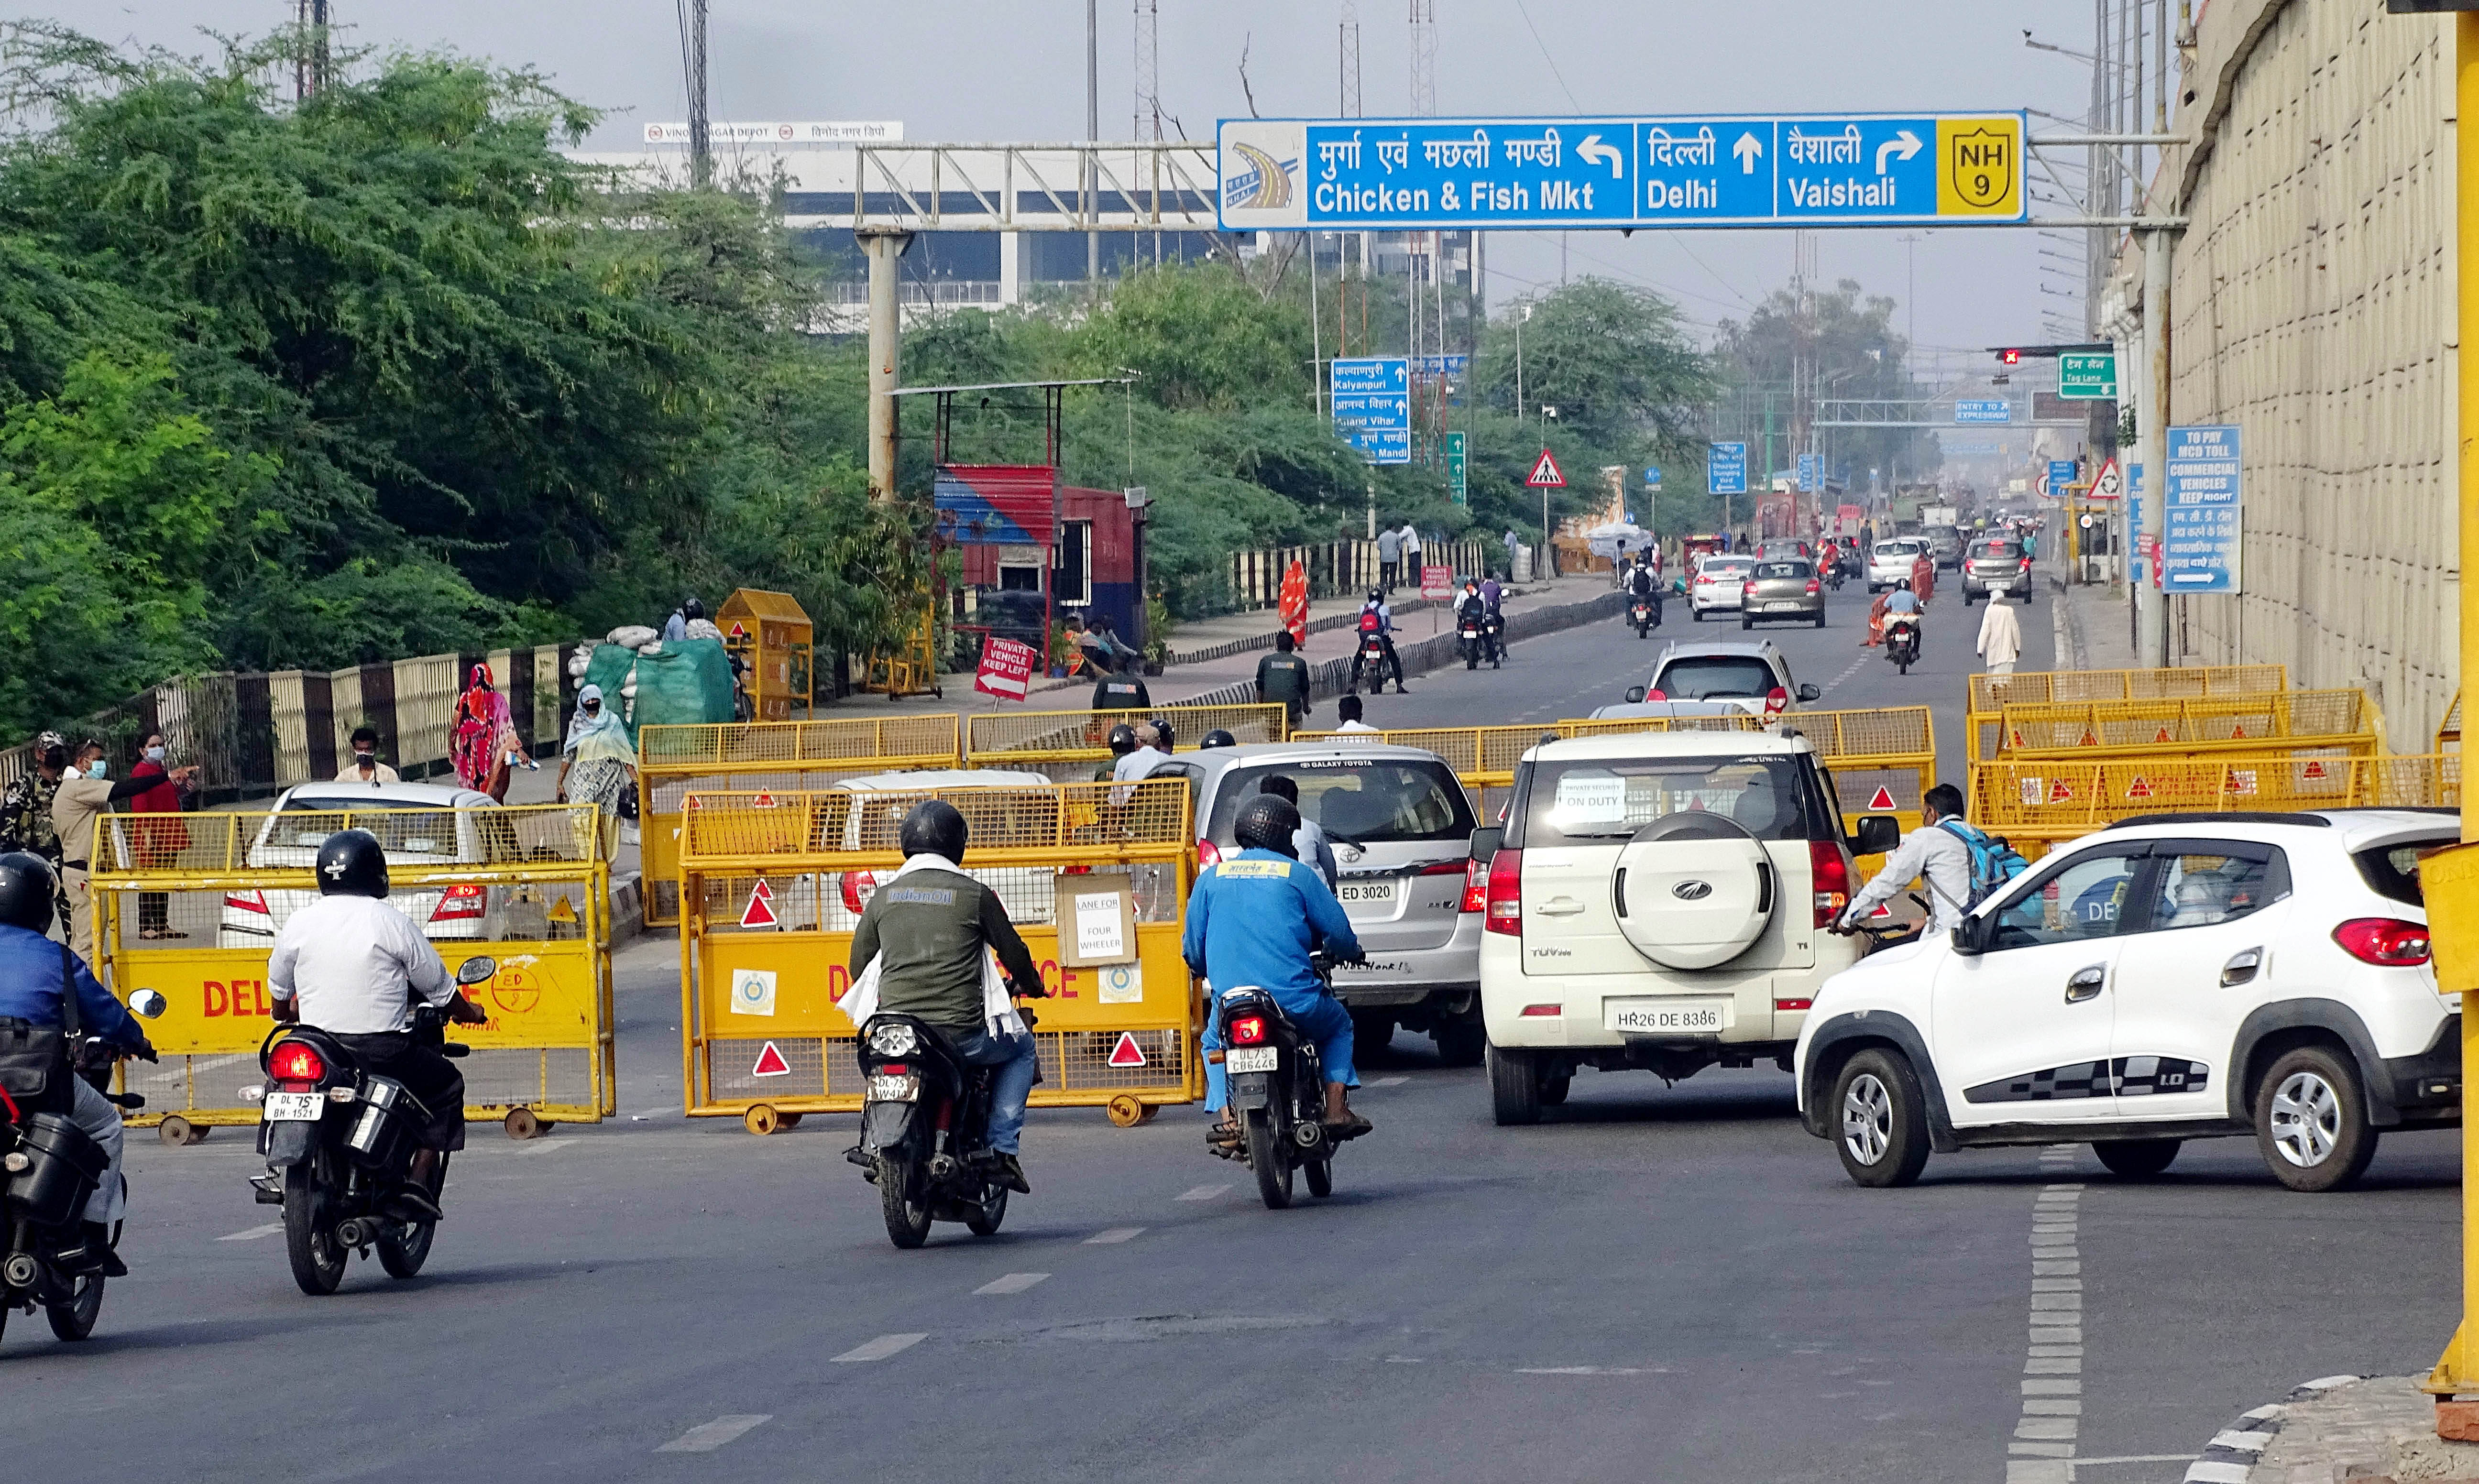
[2058,351,2118,401]
[1447,430,1468,506]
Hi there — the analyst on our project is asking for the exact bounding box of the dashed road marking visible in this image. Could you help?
[975,1272,1051,1295]
[1176,1184,1230,1201]
[1813,655,1872,702]
[217,1222,283,1242]
[512,1139,575,1157]
[655,1415,771,1452]
[2007,1179,2086,1482]
[831,1333,927,1363]
[1084,1227,1146,1245]
[1367,1076,1409,1087]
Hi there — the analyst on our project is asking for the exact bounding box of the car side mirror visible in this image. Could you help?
[1951,913,1991,957]
[1468,825,1503,862]
[1797,684,1821,703]
[455,955,499,986]
[1852,815,1901,857]
[127,989,167,1020]
[1625,685,1647,704]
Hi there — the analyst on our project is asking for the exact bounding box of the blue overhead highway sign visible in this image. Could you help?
[1331,357,1410,465]
[1217,113,2027,232]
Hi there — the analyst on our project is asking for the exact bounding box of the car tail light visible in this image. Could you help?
[1520,1003,1561,1017]
[1196,838,1222,868]
[1419,859,1466,876]
[269,1040,327,1085]
[2333,917,2431,966]
[1229,1014,1269,1046]
[1645,688,1667,703]
[1809,840,1853,929]
[429,882,486,923]
[1805,579,1820,596]
[1484,848,1524,936]
[1459,857,1488,914]
[225,889,270,916]
[1764,687,1789,714]
[840,870,879,914]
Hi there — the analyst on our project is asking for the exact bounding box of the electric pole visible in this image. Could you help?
[681,0,711,188]
[1086,0,1100,283]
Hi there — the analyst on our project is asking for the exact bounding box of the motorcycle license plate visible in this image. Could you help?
[263,1091,324,1122]
[1225,1047,1280,1074]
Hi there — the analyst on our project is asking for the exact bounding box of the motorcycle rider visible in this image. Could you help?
[1456,579,1493,662]
[848,801,1047,1194]
[0,853,154,1277]
[267,830,486,1220]
[1183,796,1370,1144]
[1623,554,1661,627]
[1349,588,1407,694]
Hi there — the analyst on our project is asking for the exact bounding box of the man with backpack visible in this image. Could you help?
[1349,589,1407,694]
[1833,784,2024,939]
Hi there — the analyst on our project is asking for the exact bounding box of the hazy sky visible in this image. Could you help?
[38,1,2150,368]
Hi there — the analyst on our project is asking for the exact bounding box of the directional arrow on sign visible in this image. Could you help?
[1874,129,1923,176]
[1732,132,1763,175]
[1577,133,1623,178]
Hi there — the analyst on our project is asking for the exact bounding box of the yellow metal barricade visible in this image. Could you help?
[676,777,1202,1132]
[2442,690,2463,754]
[636,717,965,928]
[90,803,615,1138]
[1967,665,2292,762]
[1967,753,2461,862]
[1974,689,2383,764]
[966,704,1289,781]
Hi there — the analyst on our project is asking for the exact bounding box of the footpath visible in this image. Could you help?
[2050,573,2139,675]
[2181,1374,2479,1482]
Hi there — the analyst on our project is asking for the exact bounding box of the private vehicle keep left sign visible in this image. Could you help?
[1218,112,2026,231]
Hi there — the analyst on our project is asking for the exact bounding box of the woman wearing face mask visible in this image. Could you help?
[128,733,193,939]
[555,685,637,840]
[52,743,197,962]
[450,664,531,802]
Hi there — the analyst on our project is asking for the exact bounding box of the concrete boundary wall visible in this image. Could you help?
[2164,0,2456,752]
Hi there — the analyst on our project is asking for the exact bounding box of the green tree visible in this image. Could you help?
[1712,278,1940,490]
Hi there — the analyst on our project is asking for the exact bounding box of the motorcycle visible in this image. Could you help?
[246,957,489,1296]
[1459,614,1487,669]
[1629,595,1656,637]
[0,990,164,1345]
[848,992,1042,1250]
[1483,610,1505,667]
[1826,555,1847,592]
[1351,629,1392,695]
[1211,950,1366,1210]
[1884,612,1922,676]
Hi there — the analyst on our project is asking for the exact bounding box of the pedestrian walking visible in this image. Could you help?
[127,731,192,939]
[1976,589,2024,678]
[556,683,638,849]
[1254,630,1314,728]
[450,663,531,802]
[1376,525,1403,592]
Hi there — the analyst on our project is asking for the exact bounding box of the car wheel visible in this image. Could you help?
[2253,1045,2378,1192]
[1832,1049,1931,1187]
[1488,1042,1542,1126]
[2093,1138,2182,1178]
[1692,609,1704,622]
[1432,1015,1486,1068]
[1740,616,1753,630]
[1813,613,1827,629]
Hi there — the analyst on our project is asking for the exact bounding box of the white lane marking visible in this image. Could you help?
[2008,1184,2087,1472]
[1514,1365,1667,1375]
[512,1139,575,1157]
[2064,1456,2194,1467]
[628,1105,675,1120]
[1367,1076,1409,1087]
[1176,1184,1230,1201]
[1812,655,1872,702]
[655,1415,771,1453]
[975,1272,1051,1295]
[831,1333,927,1363]
[217,1222,284,1242]
[1084,1227,1146,1245]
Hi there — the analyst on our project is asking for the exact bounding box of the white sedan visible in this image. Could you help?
[1689,556,1754,620]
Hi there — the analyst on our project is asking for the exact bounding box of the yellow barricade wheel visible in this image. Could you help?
[1105,1094,1146,1128]
[744,1104,785,1136]
[159,1116,209,1147]
[504,1108,554,1141]
[775,1111,803,1129]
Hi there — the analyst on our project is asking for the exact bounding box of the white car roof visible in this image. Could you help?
[2088,809,2458,852]
[1523,730,1812,765]
[835,767,1053,790]
[277,781,495,810]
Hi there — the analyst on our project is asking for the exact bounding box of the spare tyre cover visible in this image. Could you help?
[1613,812,1774,971]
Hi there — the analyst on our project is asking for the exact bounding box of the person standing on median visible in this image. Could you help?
[53,741,197,963]
[1376,524,1403,593]
[1400,523,1423,586]
[1976,589,2023,679]
[1255,629,1314,728]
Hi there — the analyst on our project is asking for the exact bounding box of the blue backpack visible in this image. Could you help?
[1938,819,2030,909]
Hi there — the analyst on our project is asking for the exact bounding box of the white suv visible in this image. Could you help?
[1794,809,2459,1192]
[1476,731,1900,1124]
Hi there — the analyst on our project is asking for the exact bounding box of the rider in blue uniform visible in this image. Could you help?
[1183,796,1371,1141]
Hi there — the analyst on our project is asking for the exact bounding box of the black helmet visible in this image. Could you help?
[1107,724,1138,757]
[682,596,705,621]
[1199,729,1237,750]
[315,829,389,899]
[1231,796,1301,858]
[1149,718,1176,752]
[1366,588,1383,604]
[0,852,56,935]
[898,799,969,863]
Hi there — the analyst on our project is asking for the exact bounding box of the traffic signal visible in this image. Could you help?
[1998,348,2022,365]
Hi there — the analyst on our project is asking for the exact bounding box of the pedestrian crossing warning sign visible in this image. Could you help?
[750,1041,792,1077]
[1107,1032,1147,1069]
[1525,448,1566,488]
[1865,786,1898,811]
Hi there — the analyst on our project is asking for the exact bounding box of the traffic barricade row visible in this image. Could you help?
[1965,662,2288,716]
[674,777,1202,1133]
[89,803,616,1141]
[1970,688,2382,764]
[1968,753,2461,861]
[636,717,965,928]
[963,703,1290,783]
[2441,690,2462,754]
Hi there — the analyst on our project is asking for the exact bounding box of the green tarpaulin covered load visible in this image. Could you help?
[578,638,735,745]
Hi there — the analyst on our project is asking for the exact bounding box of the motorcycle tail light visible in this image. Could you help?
[1229,1014,1269,1046]
[1485,848,1524,936]
[1459,857,1488,914]
[2333,917,2432,966]
[1809,839,1854,928]
[269,1040,327,1084]
[840,870,879,914]
[429,883,486,922]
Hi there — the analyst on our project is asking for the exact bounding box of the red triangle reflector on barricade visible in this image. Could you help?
[1865,786,1897,811]
[751,1041,791,1077]
[740,891,779,928]
[1107,1032,1147,1069]
[2125,776,2152,799]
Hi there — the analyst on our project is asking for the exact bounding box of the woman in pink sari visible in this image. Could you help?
[450,664,530,801]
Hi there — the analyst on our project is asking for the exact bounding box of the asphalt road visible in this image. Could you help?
[8,572,2458,1484]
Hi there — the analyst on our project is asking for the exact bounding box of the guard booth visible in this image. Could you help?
[715,589,815,722]
[89,802,615,1143]
[675,776,1201,1133]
